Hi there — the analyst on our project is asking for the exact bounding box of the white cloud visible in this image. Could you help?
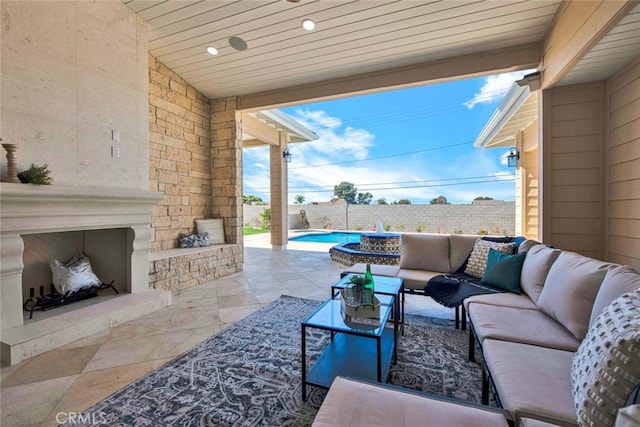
[294,108,342,130]
[291,109,374,159]
[243,108,517,205]
[463,70,534,109]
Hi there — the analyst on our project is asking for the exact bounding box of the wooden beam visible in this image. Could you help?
[241,112,280,146]
[541,0,636,89]
[241,139,266,148]
[238,42,541,110]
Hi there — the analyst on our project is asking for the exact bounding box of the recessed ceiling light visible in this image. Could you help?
[206,46,218,56]
[302,19,315,31]
[229,36,248,51]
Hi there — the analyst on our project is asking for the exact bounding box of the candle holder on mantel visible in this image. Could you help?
[1,139,21,183]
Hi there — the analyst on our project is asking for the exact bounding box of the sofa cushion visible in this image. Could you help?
[483,339,576,425]
[464,240,515,279]
[537,251,612,340]
[312,377,510,427]
[517,239,540,253]
[481,249,526,294]
[399,234,450,273]
[571,289,640,427]
[449,234,479,273]
[469,304,580,351]
[589,264,640,327]
[519,244,561,303]
[463,292,538,312]
[615,405,640,427]
[396,269,442,291]
[519,418,565,427]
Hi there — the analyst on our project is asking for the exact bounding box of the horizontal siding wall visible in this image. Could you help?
[543,82,605,258]
[522,147,539,240]
[606,56,640,270]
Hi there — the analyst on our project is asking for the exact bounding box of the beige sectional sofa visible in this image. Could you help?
[344,233,480,291]
[466,242,640,426]
[320,237,640,427]
[344,232,508,327]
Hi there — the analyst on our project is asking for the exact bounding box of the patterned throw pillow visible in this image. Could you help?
[178,232,210,248]
[571,289,640,427]
[464,240,516,279]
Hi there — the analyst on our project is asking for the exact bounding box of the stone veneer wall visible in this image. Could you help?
[245,200,516,236]
[148,54,212,251]
[147,61,243,291]
[211,98,244,246]
[149,246,243,291]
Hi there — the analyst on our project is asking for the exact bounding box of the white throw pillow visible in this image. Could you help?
[50,252,102,294]
[464,240,515,279]
[196,219,225,244]
[571,289,640,427]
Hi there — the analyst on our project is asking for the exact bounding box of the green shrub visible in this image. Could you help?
[18,163,53,185]
[259,208,271,229]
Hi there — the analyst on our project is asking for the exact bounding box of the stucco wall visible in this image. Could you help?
[245,201,516,236]
[0,1,149,190]
[148,55,212,250]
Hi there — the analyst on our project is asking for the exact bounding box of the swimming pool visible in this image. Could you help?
[289,232,362,243]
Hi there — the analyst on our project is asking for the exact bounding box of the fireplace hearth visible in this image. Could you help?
[0,184,172,365]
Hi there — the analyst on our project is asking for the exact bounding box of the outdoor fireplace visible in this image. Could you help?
[0,184,171,365]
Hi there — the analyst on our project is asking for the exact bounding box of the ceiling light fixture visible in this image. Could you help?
[302,19,315,31]
[206,46,218,56]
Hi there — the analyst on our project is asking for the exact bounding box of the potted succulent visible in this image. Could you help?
[347,274,366,288]
[18,163,53,185]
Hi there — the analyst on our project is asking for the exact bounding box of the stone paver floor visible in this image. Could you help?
[0,234,454,426]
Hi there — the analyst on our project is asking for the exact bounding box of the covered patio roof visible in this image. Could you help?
[242,109,318,148]
[473,73,540,149]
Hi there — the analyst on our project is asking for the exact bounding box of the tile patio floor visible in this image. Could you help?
[0,233,454,426]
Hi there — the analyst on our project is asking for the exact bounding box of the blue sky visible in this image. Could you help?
[243,70,532,204]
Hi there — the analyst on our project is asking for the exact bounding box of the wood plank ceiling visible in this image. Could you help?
[123,0,561,100]
[559,2,640,86]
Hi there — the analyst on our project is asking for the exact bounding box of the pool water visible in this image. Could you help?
[289,232,362,243]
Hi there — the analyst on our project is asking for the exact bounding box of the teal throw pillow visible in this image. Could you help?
[481,248,527,294]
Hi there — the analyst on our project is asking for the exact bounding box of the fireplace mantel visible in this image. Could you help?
[0,183,164,234]
[0,184,168,364]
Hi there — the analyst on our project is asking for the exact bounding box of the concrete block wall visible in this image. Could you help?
[246,201,516,236]
[148,55,212,251]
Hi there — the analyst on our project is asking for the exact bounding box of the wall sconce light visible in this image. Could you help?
[507,147,519,168]
[283,148,292,163]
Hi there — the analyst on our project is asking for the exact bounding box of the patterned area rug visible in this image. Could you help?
[71,295,484,426]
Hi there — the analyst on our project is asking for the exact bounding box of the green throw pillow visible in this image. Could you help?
[481,248,527,294]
